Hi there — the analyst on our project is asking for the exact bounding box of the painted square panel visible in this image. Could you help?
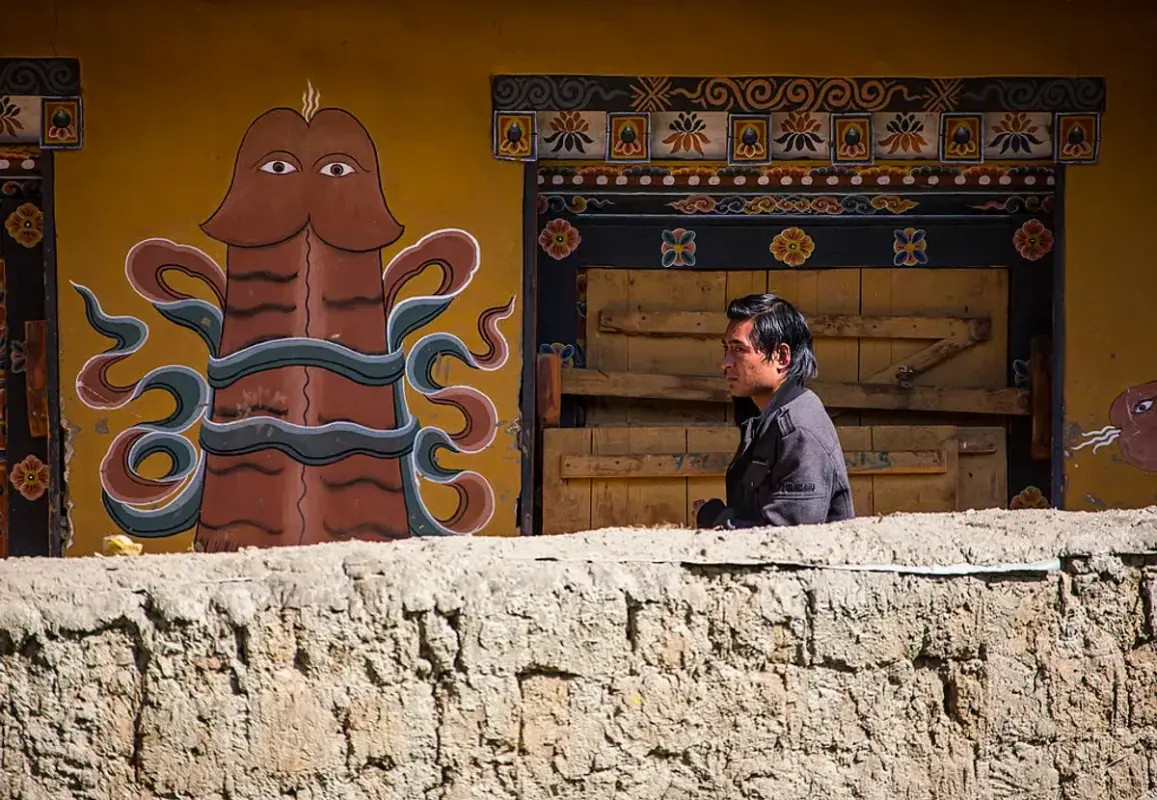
[1054,113,1100,164]
[0,96,41,144]
[606,113,650,163]
[983,112,1052,160]
[873,112,938,160]
[651,111,726,160]
[940,113,984,163]
[831,114,873,165]
[39,97,82,150]
[536,110,606,160]
[728,114,771,165]
[770,112,830,160]
[493,111,536,161]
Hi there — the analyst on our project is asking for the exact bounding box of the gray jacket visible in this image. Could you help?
[698,380,854,529]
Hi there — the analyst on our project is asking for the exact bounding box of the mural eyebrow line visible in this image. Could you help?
[322,293,382,310]
[320,475,401,491]
[197,518,285,535]
[323,521,404,538]
[251,149,301,169]
[225,302,298,319]
[230,269,300,283]
[313,151,367,170]
[206,461,285,477]
[212,404,290,420]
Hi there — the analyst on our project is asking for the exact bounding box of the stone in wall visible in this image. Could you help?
[1,508,1157,799]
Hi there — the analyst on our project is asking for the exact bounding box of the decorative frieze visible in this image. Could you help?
[0,60,83,151]
[491,75,1106,165]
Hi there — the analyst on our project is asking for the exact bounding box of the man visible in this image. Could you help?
[696,293,854,529]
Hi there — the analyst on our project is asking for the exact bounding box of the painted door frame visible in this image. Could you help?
[1,59,82,555]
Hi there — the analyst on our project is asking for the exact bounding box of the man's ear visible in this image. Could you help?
[776,343,792,370]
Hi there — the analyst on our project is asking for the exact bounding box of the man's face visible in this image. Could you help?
[721,319,785,398]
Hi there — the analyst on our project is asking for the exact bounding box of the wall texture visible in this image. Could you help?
[2,508,1157,799]
[0,0,1155,554]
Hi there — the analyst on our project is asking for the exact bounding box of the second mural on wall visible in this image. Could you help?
[72,84,515,551]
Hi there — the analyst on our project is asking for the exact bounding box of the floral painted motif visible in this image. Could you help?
[988,112,1044,156]
[496,115,533,159]
[833,117,871,162]
[543,111,595,155]
[8,340,23,374]
[1058,115,1096,160]
[769,227,814,267]
[4,203,43,248]
[539,342,578,369]
[609,115,648,160]
[1010,486,1049,510]
[660,228,697,268]
[892,227,928,266]
[576,271,588,322]
[538,218,581,261]
[1013,219,1054,261]
[0,97,23,138]
[662,112,710,156]
[878,113,928,155]
[10,454,49,502]
[773,112,823,154]
[733,123,767,161]
[943,117,981,160]
[1012,358,1030,388]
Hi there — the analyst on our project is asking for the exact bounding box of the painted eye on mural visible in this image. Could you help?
[319,161,356,178]
[1134,397,1155,414]
[259,160,298,175]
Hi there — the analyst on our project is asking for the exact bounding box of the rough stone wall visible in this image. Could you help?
[2,508,1157,800]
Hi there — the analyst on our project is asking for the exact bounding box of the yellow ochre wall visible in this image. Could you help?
[3,0,1155,555]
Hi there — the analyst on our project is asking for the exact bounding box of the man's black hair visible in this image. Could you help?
[726,293,819,382]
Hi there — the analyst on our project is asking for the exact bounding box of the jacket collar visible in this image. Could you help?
[740,378,807,446]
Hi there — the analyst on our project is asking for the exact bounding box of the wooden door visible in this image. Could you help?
[539,266,1025,532]
[540,424,1006,533]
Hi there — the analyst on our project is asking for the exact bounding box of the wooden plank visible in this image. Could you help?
[769,270,862,428]
[584,269,630,425]
[870,426,959,515]
[562,453,734,479]
[626,427,689,526]
[535,352,561,428]
[686,426,738,524]
[562,449,945,479]
[957,426,1008,511]
[863,336,975,384]
[1030,335,1052,461]
[590,427,631,529]
[624,270,727,426]
[958,427,1000,454]
[599,309,978,342]
[842,449,946,475]
[540,428,593,534]
[837,426,874,516]
[563,368,730,402]
[560,369,1031,415]
[859,268,1008,392]
[24,320,48,438]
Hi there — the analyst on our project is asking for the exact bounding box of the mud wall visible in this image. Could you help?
[3,508,1157,799]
